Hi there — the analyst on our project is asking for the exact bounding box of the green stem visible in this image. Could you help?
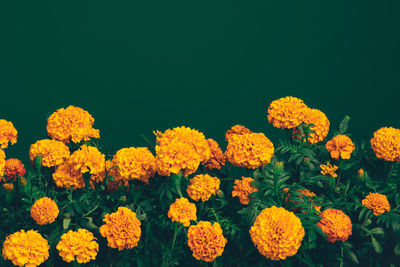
[34,155,45,187]
[211,208,220,223]
[171,223,178,255]
[273,174,282,206]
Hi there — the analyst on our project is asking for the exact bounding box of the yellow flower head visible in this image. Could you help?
[52,160,85,189]
[30,197,59,225]
[225,132,274,169]
[167,197,197,227]
[69,145,105,175]
[267,96,308,129]
[56,229,99,263]
[0,149,5,177]
[225,125,252,142]
[0,119,17,149]
[3,182,14,192]
[187,221,227,262]
[370,127,400,162]
[320,163,338,177]
[362,192,390,216]
[112,147,156,184]
[326,135,355,160]
[232,177,259,205]
[99,207,142,250]
[47,106,100,143]
[294,108,330,143]
[317,208,352,243]
[249,206,305,260]
[187,174,220,202]
[29,139,70,167]
[2,230,50,267]
[204,139,225,171]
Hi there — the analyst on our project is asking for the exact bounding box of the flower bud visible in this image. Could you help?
[3,183,14,192]
[274,161,284,175]
[304,157,310,167]
[216,189,224,198]
[356,168,366,182]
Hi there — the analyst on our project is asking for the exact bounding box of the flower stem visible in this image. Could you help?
[171,223,178,255]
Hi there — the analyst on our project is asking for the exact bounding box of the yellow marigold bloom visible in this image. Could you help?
[232,177,259,205]
[0,119,17,149]
[187,174,220,202]
[112,147,156,184]
[4,158,26,181]
[56,229,99,263]
[320,163,338,177]
[2,230,50,267]
[225,132,274,169]
[225,125,252,142]
[69,145,105,175]
[168,197,197,227]
[187,221,227,262]
[362,192,390,216]
[370,127,400,162]
[29,139,70,167]
[204,138,225,171]
[91,160,129,191]
[267,96,308,129]
[249,206,305,261]
[99,207,142,250]
[0,149,5,177]
[317,208,352,243]
[326,135,355,160]
[3,182,14,191]
[47,105,100,143]
[53,161,85,189]
[294,108,330,143]
[30,197,59,225]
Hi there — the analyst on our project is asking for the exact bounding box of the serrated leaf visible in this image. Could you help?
[371,236,382,254]
[344,249,359,264]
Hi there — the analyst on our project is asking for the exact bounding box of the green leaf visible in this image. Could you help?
[339,115,350,134]
[370,227,384,235]
[344,249,359,264]
[394,243,400,256]
[63,218,71,229]
[371,236,382,254]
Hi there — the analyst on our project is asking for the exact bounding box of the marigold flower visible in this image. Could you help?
[362,193,390,216]
[2,230,50,267]
[225,132,274,169]
[112,147,156,184]
[53,161,85,189]
[30,197,59,225]
[204,139,225,171]
[47,105,100,143]
[0,119,17,149]
[3,182,14,191]
[56,229,99,263]
[4,158,26,181]
[249,206,305,260]
[320,163,338,177]
[294,108,330,143]
[0,149,5,177]
[168,197,197,227]
[326,135,355,160]
[225,125,252,141]
[187,174,220,202]
[29,139,70,167]
[370,127,400,162]
[232,177,258,205]
[69,144,105,175]
[187,221,227,262]
[99,207,142,250]
[267,96,308,129]
[317,209,352,243]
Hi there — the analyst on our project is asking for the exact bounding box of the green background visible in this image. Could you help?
[2,1,400,164]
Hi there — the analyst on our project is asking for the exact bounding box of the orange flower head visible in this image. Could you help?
[267,97,308,129]
[3,183,14,191]
[99,207,141,250]
[370,127,400,162]
[30,197,59,225]
[0,149,5,177]
[187,221,227,262]
[29,139,70,167]
[294,108,330,143]
[187,174,220,202]
[0,119,17,149]
[4,158,26,181]
[167,197,197,227]
[225,125,252,141]
[249,206,305,260]
[320,163,338,177]
[362,192,390,216]
[317,208,352,243]
[204,139,225,171]
[232,177,259,205]
[69,144,105,175]
[2,229,50,267]
[52,161,85,189]
[56,229,99,263]
[326,135,355,160]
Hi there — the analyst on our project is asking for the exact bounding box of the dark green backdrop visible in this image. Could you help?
[2,1,400,164]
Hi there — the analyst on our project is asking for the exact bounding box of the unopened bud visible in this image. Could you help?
[356,168,366,182]
[274,161,284,175]
[19,177,28,186]
[216,189,224,198]
[3,183,14,192]
[304,157,310,167]
[120,196,127,202]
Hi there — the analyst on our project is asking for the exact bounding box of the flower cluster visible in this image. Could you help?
[0,119,17,149]
[187,174,220,201]
[29,139,70,167]
[320,163,338,177]
[317,209,352,243]
[204,138,225,171]
[326,135,355,160]
[168,197,197,227]
[370,127,400,162]
[267,96,308,129]
[187,221,227,262]
[231,176,258,205]
[30,197,59,225]
[362,193,390,216]
[56,229,99,263]
[4,158,26,181]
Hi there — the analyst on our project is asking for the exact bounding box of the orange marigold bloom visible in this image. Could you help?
[294,108,330,143]
[30,197,59,225]
[168,197,197,227]
[3,182,14,191]
[225,132,274,169]
[187,221,227,262]
[204,139,225,171]
[326,135,355,160]
[47,105,100,143]
[29,139,70,167]
[370,127,400,162]
[56,229,99,263]
[4,158,26,181]
[112,147,156,184]
[249,206,305,260]
[362,192,390,216]
[232,177,259,205]
[187,174,220,202]
[317,208,352,243]
[267,96,308,129]
[320,163,338,177]
[53,161,85,189]
[91,160,129,191]
[225,125,252,142]
[0,119,17,149]
[99,207,142,250]
[69,145,105,175]
[2,230,50,267]
[0,149,5,177]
